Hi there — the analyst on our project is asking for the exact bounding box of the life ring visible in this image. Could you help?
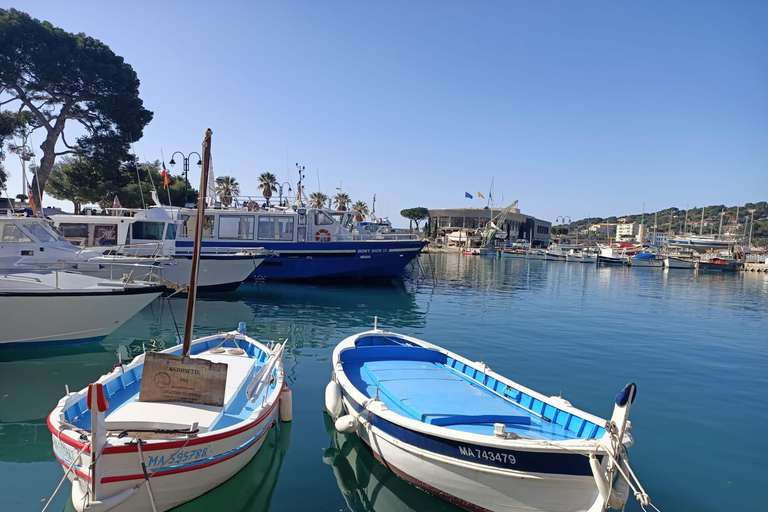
[315,229,331,242]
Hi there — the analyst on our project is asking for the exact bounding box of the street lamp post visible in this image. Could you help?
[278,181,292,206]
[169,151,202,206]
[295,164,306,206]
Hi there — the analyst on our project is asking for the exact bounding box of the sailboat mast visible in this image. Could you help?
[700,207,705,236]
[182,128,212,356]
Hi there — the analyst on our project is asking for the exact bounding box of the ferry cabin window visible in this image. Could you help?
[182,215,215,238]
[132,221,165,240]
[219,215,254,240]
[258,216,294,240]
[165,223,178,240]
[94,225,118,245]
[314,212,334,226]
[57,223,89,245]
[25,222,59,243]
[1,224,32,242]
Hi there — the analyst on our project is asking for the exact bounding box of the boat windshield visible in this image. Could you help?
[165,223,178,240]
[25,222,59,243]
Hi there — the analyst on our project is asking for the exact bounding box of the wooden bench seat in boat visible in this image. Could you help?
[104,350,256,433]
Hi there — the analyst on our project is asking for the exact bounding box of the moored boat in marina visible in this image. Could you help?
[664,256,697,269]
[629,253,665,268]
[49,210,265,292]
[697,257,742,272]
[325,328,653,512]
[0,270,163,346]
[46,129,290,512]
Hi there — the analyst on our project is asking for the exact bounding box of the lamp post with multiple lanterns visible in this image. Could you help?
[169,151,202,206]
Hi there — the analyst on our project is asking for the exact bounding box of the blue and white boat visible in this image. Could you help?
[48,328,287,512]
[628,253,664,268]
[325,329,652,512]
[169,206,427,281]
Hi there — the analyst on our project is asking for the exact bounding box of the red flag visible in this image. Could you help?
[161,164,171,190]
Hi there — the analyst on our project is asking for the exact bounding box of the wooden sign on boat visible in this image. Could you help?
[139,351,227,406]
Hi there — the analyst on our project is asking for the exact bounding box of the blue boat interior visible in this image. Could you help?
[341,335,606,441]
[62,337,274,432]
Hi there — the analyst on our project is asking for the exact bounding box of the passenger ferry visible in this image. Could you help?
[52,204,426,281]
[168,204,426,281]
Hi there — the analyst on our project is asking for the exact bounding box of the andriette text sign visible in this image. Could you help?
[139,352,228,406]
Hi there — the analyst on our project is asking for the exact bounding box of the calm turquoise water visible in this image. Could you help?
[1,254,766,512]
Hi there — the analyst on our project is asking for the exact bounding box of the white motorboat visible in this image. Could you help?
[325,328,653,512]
[664,256,697,269]
[628,253,665,268]
[0,270,163,346]
[526,249,546,260]
[4,215,262,291]
[566,249,597,263]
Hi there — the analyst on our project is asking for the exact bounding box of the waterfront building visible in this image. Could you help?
[589,223,617,236]
[427,207,551,244]
[616,222,640,241]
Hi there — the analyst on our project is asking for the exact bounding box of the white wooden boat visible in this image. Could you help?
[526,249,546,260]
[48,329,287,512]
[664,256,696,269]
[0,270,163,346]
[325,329,653,512]
[47,129,291,512]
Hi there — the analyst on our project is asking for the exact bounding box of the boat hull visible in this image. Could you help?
[48,333,287,512]
[81,255,263,292]
[664,257,696,269]
[0,288,161,346]
[63,411,279,512]
[698,261,741,272]
[629,258,664,268]
[328,331,635,512]
[176,240,426,281]
[341,395,603,512]
[597,255,626,266]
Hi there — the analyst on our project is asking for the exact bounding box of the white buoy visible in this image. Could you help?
[334,414,359,434]
[325,380,342,418]
[279,387,293,422]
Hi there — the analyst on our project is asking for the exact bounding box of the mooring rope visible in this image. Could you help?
[41,442,91,512]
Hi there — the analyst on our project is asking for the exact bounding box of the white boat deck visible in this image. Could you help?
[105,350,256,433]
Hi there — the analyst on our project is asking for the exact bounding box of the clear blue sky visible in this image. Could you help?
[3,1,766,225]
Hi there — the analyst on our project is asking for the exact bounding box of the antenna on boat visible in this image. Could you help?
[129,134,147,210]
[373,316,378,330]
[182,128,212,357]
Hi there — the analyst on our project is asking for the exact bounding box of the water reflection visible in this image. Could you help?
[174,422,292,512]
[322,414,461,512]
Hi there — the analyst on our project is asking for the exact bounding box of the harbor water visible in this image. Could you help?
[1,253,766,512]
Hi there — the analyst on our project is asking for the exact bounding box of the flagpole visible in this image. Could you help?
[161,149,173,206]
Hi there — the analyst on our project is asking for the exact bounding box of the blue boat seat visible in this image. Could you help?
[427,414,531,426]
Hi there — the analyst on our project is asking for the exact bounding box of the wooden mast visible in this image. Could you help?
[182,128,212,357]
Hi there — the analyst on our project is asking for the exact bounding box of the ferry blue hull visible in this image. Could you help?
[175,240,427,281]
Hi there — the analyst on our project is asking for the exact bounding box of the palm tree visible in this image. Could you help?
[215,176,240,206]
[351,200,369,222]
[309,191,328,209]
[333,192,351,211]
[258,172,278,206]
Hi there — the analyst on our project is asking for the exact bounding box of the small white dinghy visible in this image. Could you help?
[325,326,654,512]
[47,129,291,512]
